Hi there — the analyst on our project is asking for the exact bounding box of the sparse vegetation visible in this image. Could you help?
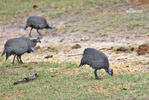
[0,0,149,100]
[0,60,149,100]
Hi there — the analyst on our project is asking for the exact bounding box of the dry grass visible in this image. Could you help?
[0,0,149,99]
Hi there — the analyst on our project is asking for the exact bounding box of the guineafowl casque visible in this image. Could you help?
[1,37,41,64]
[79,48,113,80]
[24,16,54,37]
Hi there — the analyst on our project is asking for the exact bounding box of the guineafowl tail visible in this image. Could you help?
[78,63,84,68]
[78,64,82,67]
[78,57,86,68]
[1,49,6,56]
[24,25,28,30]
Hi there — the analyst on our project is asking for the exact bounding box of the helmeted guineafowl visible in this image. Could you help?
[79,48,113,80]
[19,37,41,49]
[1,37,41,64]
[24,16,54,37]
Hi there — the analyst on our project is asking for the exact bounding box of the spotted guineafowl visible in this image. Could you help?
[20,37,41,49]
[1,37,41,64]
[24,16,54,37]
[79,48,113,80]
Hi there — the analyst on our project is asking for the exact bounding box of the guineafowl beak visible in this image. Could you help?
[49,25,54,30]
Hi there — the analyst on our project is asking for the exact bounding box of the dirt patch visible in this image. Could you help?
[0,3,149,74]
[130,0,149,5]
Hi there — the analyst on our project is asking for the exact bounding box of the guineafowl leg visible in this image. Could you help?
[18,55,24,64]
[29,27,33,37]
[12,55,16,64]
[94,69,101,80]
[17,56,20,63]
[37,29,42,36]
[20,56,24,64]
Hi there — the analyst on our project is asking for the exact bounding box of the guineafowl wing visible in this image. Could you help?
[5,37,31,54]
[89,60,109,69]
[9,47,28,55]
[28,16,48,29]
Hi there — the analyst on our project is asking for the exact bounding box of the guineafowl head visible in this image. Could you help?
[107,69,113,76]
[32,37,41,43]
[49,25,54,30]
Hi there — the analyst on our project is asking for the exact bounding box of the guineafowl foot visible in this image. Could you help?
[19,61,24,64]
[11,62,15,64]
[29,35,32,37]
[19,60,24,64]
[38,33,42,37]
[37,29,42,36]
[95,77,101,80]
[94,69,101,80]
[20,60,24,64]
[39,33,42,36]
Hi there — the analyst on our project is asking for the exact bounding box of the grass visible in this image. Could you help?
[0,0,111,20]
[0,0,136,19]
[0,57,149,100]
[1,0,149,35]
[0,0,149,99]
[63,7,149,35]
[0,0,34,20]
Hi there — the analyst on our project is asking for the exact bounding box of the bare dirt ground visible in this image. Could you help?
[0,6,149,75]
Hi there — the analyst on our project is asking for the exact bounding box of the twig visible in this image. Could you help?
[13,72,38,85]
[67,53,82,57]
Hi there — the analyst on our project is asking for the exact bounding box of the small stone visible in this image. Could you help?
[137,44,149,55]
[116,47,128,52]
[126,8,143,14]
[33,5,38,9]
[45,55,53,59]
[71,44,81,49]
[126,65,129,67]
[60,38,64,42]
[122,88,127,90]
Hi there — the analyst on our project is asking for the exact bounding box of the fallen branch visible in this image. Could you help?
[13,72,38,85]
[67,53,82,57]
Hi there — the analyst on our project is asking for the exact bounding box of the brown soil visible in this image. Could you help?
[0,6,149,74]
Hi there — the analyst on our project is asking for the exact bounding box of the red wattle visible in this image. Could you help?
[111,69,113,76]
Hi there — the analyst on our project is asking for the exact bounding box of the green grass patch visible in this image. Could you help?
[0,0,123,20]
[1,0,149,35]
[0,0,34,20]
[0,58,149,99]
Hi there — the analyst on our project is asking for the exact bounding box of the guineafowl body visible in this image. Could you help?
[1,37,40,64]
[24,16,54,37]
[19,37,41,49]
[79,48,113,80]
